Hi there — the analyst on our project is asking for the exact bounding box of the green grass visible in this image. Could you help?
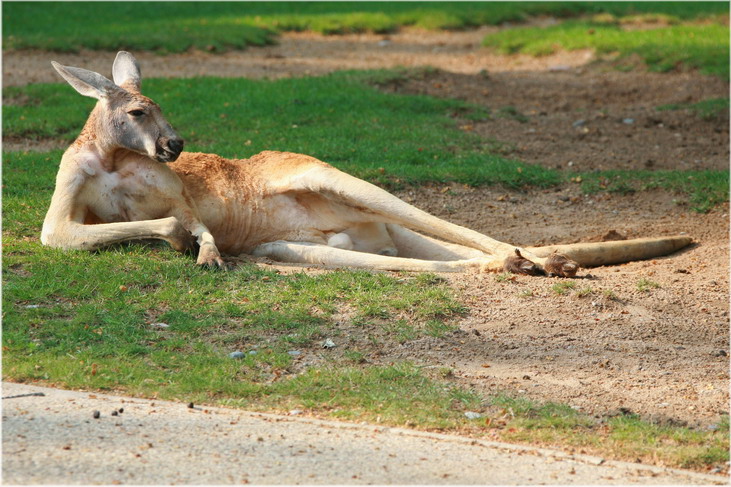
[491,395,729,470]
[550,281,577,295]
[3,239,474,427]
[483,19,729,79]
[579,170,729,213]
[636,278,661,292]
[4,2,727,53]
[3,2,278,53]
[658,97,730,121]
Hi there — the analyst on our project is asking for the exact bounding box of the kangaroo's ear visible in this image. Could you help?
[112,51,141,92]
[51,61,119,100]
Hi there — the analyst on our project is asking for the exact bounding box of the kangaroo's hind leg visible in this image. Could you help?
[252,240,497,272]
[289,164,579,276]
[385,224,484,260]
[329,222,398,256]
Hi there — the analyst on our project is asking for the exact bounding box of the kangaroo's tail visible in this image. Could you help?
[527,236,693,268]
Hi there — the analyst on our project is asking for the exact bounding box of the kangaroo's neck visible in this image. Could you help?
[70,105,145,172]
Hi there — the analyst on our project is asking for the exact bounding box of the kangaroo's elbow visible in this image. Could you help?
[41,222,58,247]
[40,230,69,249]
[41,222,92,251]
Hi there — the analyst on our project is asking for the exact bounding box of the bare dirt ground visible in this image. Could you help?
[4,29,729,432]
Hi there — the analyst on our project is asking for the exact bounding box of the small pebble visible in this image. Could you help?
[111,410,118,416]
[92,410,100,419]
[118,408,124,414]
[229,351,245,359]
[549,64,571,72]
[464,411,482,420]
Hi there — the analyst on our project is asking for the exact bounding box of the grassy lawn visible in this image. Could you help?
[658,97,730,121]
[482,14,729,79]
[3,2,727,53]
[3,237,472,427]
[579,169,729,213]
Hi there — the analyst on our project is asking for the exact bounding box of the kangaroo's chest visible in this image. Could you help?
[78,159,182,223]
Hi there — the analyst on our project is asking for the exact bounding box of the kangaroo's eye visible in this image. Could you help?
[128,110,145,117]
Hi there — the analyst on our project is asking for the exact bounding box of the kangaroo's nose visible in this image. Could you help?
[168,138,184,154]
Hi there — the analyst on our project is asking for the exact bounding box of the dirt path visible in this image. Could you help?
[5,382,725,485]
[3,27,595,86]
[4,29,729,436]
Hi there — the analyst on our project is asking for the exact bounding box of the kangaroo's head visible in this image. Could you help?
[52,51,184,163]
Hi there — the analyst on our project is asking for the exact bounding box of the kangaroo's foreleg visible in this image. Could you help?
[42,217,196,253]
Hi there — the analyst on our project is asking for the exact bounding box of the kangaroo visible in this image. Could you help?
[41,51,692,276]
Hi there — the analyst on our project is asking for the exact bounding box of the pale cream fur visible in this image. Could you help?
[42,52,692,275]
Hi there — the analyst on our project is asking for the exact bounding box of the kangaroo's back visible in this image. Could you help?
[169,150,333,199]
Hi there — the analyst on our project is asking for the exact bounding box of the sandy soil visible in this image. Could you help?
[3,29,729,431]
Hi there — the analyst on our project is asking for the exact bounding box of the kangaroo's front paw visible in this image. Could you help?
[196,244,227,269]
[544,253,579,277]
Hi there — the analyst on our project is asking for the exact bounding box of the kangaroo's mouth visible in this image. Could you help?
[154,137,184,163]
[155,148,181,163]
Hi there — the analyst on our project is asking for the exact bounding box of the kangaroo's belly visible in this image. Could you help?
[171,151,360,255]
